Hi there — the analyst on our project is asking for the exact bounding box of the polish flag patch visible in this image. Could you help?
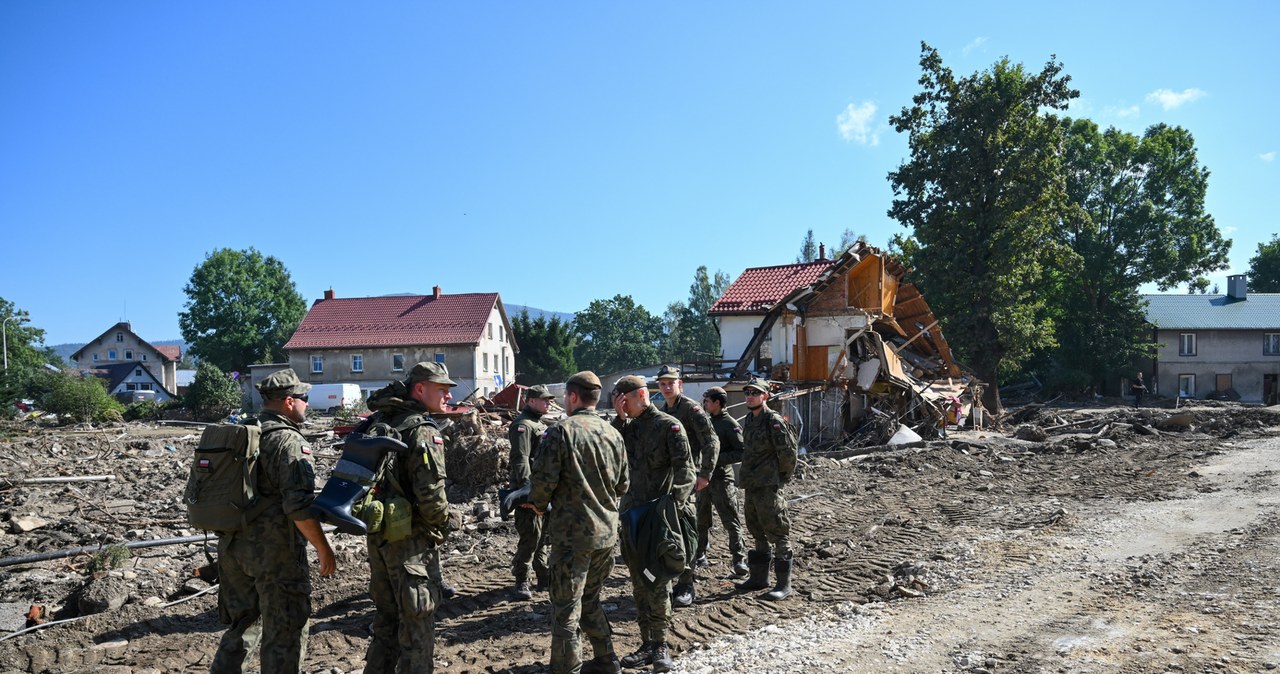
[671,424,682,432]
[302,447,311,454]
[516,426,525,433]
[432,437,444,445]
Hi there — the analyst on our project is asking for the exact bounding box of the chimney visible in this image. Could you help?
[818,243,826,261]
[323,288,335,301]
[1227,274,1248,301]
[433,285,442,299]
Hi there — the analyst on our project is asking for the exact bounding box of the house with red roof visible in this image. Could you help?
[282,286,518,400]
[71,321,181,399]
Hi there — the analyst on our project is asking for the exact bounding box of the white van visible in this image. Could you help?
[307,383,363,412]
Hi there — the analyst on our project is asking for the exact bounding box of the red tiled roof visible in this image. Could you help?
[155,345,181,361]
[284,293,500,350]
[708,261,831,315]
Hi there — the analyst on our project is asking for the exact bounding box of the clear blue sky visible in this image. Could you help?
[2,1,1276,346]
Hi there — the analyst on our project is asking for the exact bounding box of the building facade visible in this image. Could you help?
[70,321,180,397]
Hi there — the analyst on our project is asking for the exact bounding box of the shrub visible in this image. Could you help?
[124,399,166,422]
[40,373,125,424]
[184,363,243,421]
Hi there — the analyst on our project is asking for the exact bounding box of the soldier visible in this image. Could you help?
[735,378,798,601]
[212,368,336,674]
[612,375,694,673]
[699,386,749,577]
[507,384,557,599]
[523,371,629,674]
[362,362,456,673]
[656,365,719,606]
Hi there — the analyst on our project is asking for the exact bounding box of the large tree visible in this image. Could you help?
[1248,234,1280,292]
[511,309,577,384]
[888,43,1078,412]
[1052,119,1229,388]
[0,297,60,412]
[796,229,819,263]
[573,295,664,375]
[662,266,731,363]
[179,248,306,374]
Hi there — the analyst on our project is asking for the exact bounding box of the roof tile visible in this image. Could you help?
[709,261,830,315]
[285,293,500,350]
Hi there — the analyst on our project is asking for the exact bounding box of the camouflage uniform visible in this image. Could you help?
[740,406,797,558]
[662,394,717,590]
[528,407,629,674]
[212,409,318,674]
[508,405,550,586]
[362,385,451,674]
[701,409,747,566]
[616,404,694,644]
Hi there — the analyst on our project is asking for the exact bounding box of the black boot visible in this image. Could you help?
[581,652,622,674]
[620,641,655,669]
[731,553,749,577]
[651,641,674,673]
[763,556,793,601]
[735,550,771,592]
[311,433,407,535]
[671,582,694,607]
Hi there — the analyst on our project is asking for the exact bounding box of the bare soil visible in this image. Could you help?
[0,402,1277,673]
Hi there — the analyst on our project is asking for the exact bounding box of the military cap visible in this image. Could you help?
[407,361,458,387]
[566,371,602,390]
[655,364,682,380]
[256,368,311,398]
[526,384,556,399]
[704,386,728,401]
[742,378,771,394]
[613,375,647,395]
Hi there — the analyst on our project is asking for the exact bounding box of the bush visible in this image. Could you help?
[334,399,368,425]
[184,363,243,421]
[124,400,166,422]
[40,373,125,424]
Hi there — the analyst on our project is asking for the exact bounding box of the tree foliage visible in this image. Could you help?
[185,362,243,420]
[0,298,61,413]
[573,295,664,375]
[40,373,124,424]
[179,248,305,374]
[888,43,1078,411]
[1248,234,1280,292]
[1047,119,1228,389]
[796,229,819,262]
[511,309,577,385]
[662,266,731,363]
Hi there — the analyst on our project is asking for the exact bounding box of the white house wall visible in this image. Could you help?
[1153,328,1280,402]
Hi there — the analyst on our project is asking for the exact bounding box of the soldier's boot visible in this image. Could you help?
[512,579,532,600]
[762,556,793,601]
[730,549,749,577]
[619,641,655,669]
[581,645,622,674]
[439,582,458,600]
[651,641,674,673]
[735,550,771,592]
[310,433,406,535]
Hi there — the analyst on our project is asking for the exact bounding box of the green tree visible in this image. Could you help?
[1188,277,1211,294]
[573,295,664,375]
[888,43,1078,412]
[185,362,243,420]
[1248,234,1280,292]
[179,248,305,374]
[1050,119,1229,389]
[662,266,731,363]
[0,298,61,413]
[511,309,577,384]
[796,229,819,262]
[41,373,124,423]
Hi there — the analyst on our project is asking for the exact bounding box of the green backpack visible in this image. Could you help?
[184,422,283,532]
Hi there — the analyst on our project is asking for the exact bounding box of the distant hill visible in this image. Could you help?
[505,304,575,324]
[50,339,188,367]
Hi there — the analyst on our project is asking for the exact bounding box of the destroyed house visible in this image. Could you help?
[283,287,519,400]
[70,321,180,396]
[709,243,975,450]
[1143,274,1280,404]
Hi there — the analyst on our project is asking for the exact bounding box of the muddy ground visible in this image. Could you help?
[0,400,1277,673]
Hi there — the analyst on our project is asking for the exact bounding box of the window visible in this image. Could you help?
[92,354,99,362]
[1178,333,1197,356]
[126,383,136,391]
[392,354,405,371]
[141,354,147,361]
[435,353,445,364]
[140,383,152,391]
[311,355,324,374]
[488,322,494,339]
[116,332,123,342]
[1178,374,1195,398]
[483,353,489,371]
[351,354,364,373]
[125,350,134,360]
[1266,333,1280,356]
[504,355,509,375]
[135,368,142,376]
[108,350,117,360]
[499,325,504,342]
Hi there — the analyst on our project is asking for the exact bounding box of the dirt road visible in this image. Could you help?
[0,403,1276,673]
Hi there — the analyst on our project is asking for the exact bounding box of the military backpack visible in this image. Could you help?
[184,421,284,532]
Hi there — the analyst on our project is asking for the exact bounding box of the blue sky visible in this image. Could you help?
[2,1,1276,346]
